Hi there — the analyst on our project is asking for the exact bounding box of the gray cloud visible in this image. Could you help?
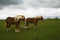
[0,0,60,9]
[0,0,23,9]
[0,0,23,5]
[28,0,60,8]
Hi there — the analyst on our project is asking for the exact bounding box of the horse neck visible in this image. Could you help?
[17,19,20,23]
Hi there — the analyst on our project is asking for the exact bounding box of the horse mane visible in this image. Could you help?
[14,15,25,21]
[34,16,43,18]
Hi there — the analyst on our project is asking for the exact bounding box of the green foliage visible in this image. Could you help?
[46,17,60,20]
[0,20,60,40]
[54,17,59,20]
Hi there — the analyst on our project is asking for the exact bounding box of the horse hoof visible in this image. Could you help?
[15,31,18,32]
[6,29,9,31]
[15,30,20,32]
[17,30,20,32]
[23,27,28,29]
[33,27,37,30]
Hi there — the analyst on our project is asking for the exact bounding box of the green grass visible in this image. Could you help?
[0,19,60,40]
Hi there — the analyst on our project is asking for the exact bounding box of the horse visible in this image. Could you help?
[25,16,44,29]
[6,15,25,32]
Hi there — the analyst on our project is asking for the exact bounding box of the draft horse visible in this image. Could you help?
[25,16,44,29]
[6,15,25,32]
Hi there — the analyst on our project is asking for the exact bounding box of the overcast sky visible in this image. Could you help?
[0,0,60,19]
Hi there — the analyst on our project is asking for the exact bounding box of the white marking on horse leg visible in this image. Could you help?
[6,29,9,31]
[15,29,18,32]
[15,29,20,32]
[24,19,28,29]
[17,29,20,32]
[23,26,28,29]
[33,26,37,30]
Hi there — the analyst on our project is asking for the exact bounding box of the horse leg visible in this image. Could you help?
[6,23,11,31]
[6,24,9,31]
[33,23,37,30]
[24,22,29,28]
[15,24,20,32]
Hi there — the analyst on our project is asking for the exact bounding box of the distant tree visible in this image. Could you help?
[47,17,52,20]
[54,17,59,19]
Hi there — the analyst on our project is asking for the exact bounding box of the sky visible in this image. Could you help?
[0,0,60,19]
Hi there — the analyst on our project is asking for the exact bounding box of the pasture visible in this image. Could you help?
[0,19,60,40]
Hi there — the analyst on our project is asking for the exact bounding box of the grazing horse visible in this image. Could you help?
[25,16,44,29]
[6,15,25,32]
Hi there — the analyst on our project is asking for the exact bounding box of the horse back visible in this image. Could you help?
[26,18,38,23]
[6,17,16,23]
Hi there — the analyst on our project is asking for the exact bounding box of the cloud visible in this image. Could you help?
[28,0,60,8]
[0,0,23,5]
[0,0,23,9]
[0,0,60,19]
[0,7,60,19]
[0,0,60,9]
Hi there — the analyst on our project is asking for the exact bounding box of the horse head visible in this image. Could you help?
[15,15,25,21]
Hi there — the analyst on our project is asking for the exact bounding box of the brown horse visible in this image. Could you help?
[25,16,44,29]
[6,15,25,32]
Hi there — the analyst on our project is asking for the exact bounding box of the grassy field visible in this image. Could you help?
[0,19,60,40]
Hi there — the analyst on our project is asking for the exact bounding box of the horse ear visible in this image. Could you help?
[22,16,24,17]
